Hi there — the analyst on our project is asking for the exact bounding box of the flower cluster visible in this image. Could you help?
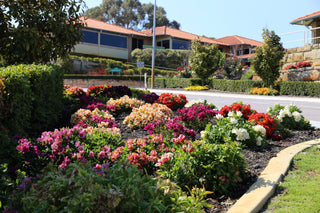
[123,103,173,129]
[250,87,279,96]
[70,108,115,127]
[248,113,277,138]
[176,65,192,78]
[155,153,173,167]
[214,68,227,79]
[65,86,86,97]
[106,95,145,113]
[177,104,218,130]
[284,62,311,70]
[156,93,188,111]
[219,102,256,119]
[231,128,250,141]
[86,85,111,96]
[139,92,159,104]
[184,85,209,91]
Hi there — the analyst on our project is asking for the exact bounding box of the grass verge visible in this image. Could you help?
[263,145,320,212]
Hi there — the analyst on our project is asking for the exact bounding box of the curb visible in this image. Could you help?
[227,138,320,213]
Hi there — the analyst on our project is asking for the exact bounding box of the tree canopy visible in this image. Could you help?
[0,0,85,65]
[84,0,180,31]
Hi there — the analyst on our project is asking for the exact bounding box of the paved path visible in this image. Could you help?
[148,89,320,128]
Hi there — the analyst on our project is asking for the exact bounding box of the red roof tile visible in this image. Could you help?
[80,16,147,36]
[141,26,227,45]
[291,10,320,25]
[213,35,262,46]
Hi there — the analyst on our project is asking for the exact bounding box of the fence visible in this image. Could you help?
[279,26,320,48]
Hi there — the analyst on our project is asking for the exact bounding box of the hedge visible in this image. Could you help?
[64,74,144,81]
[149,77,202,88]
[211,79,263,92]
[0,64,64,137]
[279,81,320,97]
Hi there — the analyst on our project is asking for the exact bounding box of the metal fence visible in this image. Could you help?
[279,26,320,48]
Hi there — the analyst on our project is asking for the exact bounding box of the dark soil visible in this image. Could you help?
[114,111,320,213]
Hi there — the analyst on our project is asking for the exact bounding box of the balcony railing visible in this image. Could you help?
[279,26,320,49]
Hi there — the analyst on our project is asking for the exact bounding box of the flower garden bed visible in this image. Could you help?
[3,85,320,212]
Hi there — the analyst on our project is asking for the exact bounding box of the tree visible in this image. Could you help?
[189,39,225,85]
[0,0,85,65]
[251,29,284,87]
[84,0,180,30]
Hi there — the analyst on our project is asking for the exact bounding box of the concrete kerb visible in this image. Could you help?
[227,138,320,213]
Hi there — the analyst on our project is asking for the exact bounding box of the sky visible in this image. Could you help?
[83,0,320,48]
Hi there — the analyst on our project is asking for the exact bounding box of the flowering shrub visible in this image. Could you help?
[184,99,217,109]
[177,104,218,130]
[214,68,228,79]
[87,85,132,102]
[156,93,188,111]
[283,64,298,70]
[70,108,115,127]
[64,86,85,97]
[219,102,256,119]
[267,104,313,130]
[184,85,209,91]
[250,87,279,96]
[86,84,111,96]
[106,95,145,113]
[144,117,197,139]
[177,65,192,78]
[157,140,247,193]
[283,62,311,70]
[248,113,277,138]
[123,103,173,129]
[139,92,159,104]
[202,112,268,147]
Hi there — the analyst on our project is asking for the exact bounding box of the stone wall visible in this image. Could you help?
[280,44,320,81]
[64,78,145,89]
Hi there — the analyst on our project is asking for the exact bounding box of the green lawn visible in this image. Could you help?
[263,145,320,213]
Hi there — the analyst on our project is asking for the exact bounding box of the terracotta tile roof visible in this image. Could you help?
[80,16,147,36]
[291,10,320,25]
[213,35,262,46]
[141,26,227,45]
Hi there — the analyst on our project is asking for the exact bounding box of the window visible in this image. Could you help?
[82,30,98,44]
[157,40,170,49]
[236,50,243,56]
[132,38,144,50]
[100,33,127,48]
[244,48,250,54]
[172,40,190,50]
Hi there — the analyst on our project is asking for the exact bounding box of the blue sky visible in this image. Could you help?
[83,0,319,48]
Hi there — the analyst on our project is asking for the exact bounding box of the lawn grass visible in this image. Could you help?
[263,145,320,212]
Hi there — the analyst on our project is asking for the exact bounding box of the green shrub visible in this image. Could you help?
[157,140,247,194]
[241,66,255,80]
[279,81,320,97]
[211,79,263,92]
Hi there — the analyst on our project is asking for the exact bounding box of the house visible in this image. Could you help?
[73,16,262,63]
[290,10,320,44]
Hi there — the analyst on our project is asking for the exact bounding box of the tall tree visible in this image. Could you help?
[251,29,284,87]
[0,0,85,65]
[84,0,180,30]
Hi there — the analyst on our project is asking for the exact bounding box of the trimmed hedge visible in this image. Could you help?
[149,78,202,88]
[0,64,64,136]
[65,74,144,81]
[211,79,263,92]
[279,81,320,97]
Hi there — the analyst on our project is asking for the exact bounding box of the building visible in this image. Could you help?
[290,10,320,44]
[73,16,262,62]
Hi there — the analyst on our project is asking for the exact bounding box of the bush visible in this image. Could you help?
[211,79,263,92]
[240,66,255,80]
[156,93,188,111]
[0,64,64,137]
[157,140,247,194]
[279,81,320,97]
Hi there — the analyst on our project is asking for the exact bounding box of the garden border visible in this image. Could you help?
[227,138,320,213]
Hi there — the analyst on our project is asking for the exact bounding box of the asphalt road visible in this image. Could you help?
[149,89,320,128]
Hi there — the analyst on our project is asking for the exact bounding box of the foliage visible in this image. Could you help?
[176,65,192,78]
[267,104,314,130]
[222,58,243,80]
[0,0,85,65]
[184,85,209,91]
[279,81,320,97]
[240,65,255,80]
[0,64,64,137]
[5,161,174,213]
[85,0,180,31]
[190,38,225,84]
[123,103,173,129]
[131,48,190,70]
[177,104,218,130]
[87,85,132,102]
[214,68,228,79]
[251,29,285,87]
[283,61,312,70]
[250,87,279,96]
[211,79,264,92]
[156,93,188,111]
[157,140,247,194]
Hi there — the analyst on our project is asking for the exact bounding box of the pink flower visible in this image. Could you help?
[89,151,95,158]
[98,151,106,159]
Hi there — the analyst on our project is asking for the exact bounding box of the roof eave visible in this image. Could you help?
[291,14,320,26]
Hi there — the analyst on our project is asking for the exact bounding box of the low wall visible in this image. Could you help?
[64,78,145,88]
[282,44,320,66]
[280,66,320,81]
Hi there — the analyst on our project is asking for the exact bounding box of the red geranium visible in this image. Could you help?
[248,113,277,138]
[156,93,188,111]
[219,103,256,119]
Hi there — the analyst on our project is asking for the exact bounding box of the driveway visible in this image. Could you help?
[149,89,320,128]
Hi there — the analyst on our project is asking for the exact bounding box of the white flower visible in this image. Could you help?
[253,125,266,135]
[236,111,243,117]
[200,131,208,139]
[256,136,263,146]
[228,111,235,117]
[284,106,292,117]
[216,114,224,120]
[232,128,250,141]
[230,117,238,124]
[185,99,203,108]
[292,111,301,122]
